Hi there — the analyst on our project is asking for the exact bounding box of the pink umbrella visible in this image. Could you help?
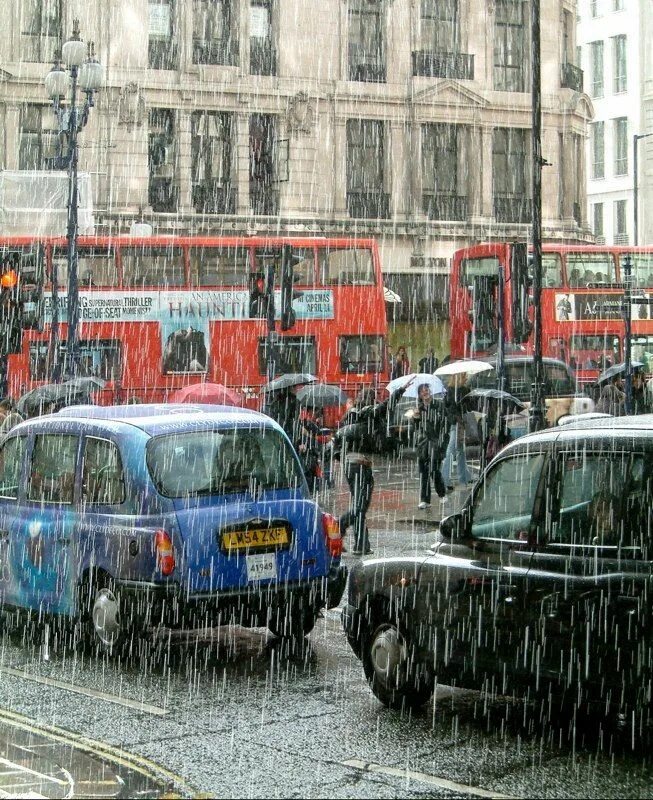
[169,383,244,406]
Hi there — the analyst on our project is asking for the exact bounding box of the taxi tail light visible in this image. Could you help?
[322,512,343,558]
[154,529,176,576]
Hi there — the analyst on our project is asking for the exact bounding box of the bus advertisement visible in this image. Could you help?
[450,243,653,385]
[0,236,389,405]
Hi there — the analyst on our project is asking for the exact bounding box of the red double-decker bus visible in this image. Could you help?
[450,243,653,385]
[1,235,388,405]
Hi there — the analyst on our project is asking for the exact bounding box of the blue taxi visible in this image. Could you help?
[0,404,346,654]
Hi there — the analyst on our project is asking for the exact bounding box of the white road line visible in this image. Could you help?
[341,759,515,799]
[0,667,168,717]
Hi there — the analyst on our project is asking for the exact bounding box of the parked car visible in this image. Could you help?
[342,415,653,724]
[0,404,346,655]
[467,356,594,425]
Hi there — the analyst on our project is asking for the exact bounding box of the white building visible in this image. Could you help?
[577,0,653,246]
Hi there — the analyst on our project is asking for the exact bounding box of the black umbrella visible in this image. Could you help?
[17,377,105,417]
[262,373,317,393]
[463,388,526,411]
[597,361,645,385]
[296,383,348,408]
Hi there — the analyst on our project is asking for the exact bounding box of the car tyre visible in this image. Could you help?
[268,595,319,640]
[78,573,142,659]
[362,617,434,710]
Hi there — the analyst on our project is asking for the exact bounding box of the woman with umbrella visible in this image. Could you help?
[414,382,450,508]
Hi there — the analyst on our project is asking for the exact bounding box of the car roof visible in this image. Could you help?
[499,413,653,456]
[16,404,276,438]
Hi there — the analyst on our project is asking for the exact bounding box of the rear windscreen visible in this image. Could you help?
[147,428,305,497]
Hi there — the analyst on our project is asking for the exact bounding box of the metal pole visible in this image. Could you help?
[623,253,633,413]
[529,0,546,432]
[633,134,639,247]
[265,259,277,383]
[65,64,80,379]
[496,264,506,394]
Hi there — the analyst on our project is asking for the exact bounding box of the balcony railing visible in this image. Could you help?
[412,50,474,80]
[193,38,237,67]
[423,193,468,221]
[250,39,276,76]
[346,191,390,220]
[192,182,236,214]
[149,178,179,213]
[348,46,386,82]
[561,62,584,92]
[493,196,533,224]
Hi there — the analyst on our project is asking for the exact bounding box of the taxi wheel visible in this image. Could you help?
[362,617,434,710]
[268,597,318,640]
[79,574,140,658]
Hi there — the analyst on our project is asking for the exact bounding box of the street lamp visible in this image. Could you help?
[44,19,103,379]
[633,132,653,246]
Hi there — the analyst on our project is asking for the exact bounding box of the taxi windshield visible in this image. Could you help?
[147,427,304,497]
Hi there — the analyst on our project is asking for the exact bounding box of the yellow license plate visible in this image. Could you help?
[222,526,289,552]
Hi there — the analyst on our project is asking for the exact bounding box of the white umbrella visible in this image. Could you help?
[383,286,401,303]
[387,373,445,398]
[435,359,494,377]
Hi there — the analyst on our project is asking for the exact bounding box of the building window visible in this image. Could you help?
[614,117,628,175]
[612,35,627,93]
[191,111,235,214]
[421,123,467,220]
[615,199,627,241]
[193,0,237,65]
[249,114,279,215]
[494,0,527,92]
[590,40,604,97]
[149,0,178,70]
[349,0,386,82]
[420,0,458,53]
[346,119,389,219]
[19,105,59,170]
[492,127,531,222]
[250,0,276,76]
[21,0,62,62]
[590,0,599,16]
[148,109,178,212]
[613,0,624,10]
[591,121,605,179]
[593,203,604,238]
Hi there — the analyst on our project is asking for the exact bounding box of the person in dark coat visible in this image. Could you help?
[596,375,626,416]
[632,371,652,414]
[263,386,319,488]
[390,346,410,380]
[331,433,375,556]
[442,373,471,489]
[414,383,450,508]
[418,348,439,374]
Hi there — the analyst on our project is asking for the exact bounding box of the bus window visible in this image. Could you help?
[189,246,249,286]
[320,248,374,285]
[631,336,653,374]
[566,253,615,286]
[629,254,653,288]
[53,247,116,288]
[339,335,383,373]
[122,246,185,287]
[286,248,315,285]
[541,253,562,287]
[569,334,620,372]
[258,336,316,375]
[460,257,499,285]
[29,340,122,382]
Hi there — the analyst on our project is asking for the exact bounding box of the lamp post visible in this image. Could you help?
[633,132,653,246]
[44,20,103,380]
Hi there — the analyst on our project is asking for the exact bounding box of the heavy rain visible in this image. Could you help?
[1,0,653,797]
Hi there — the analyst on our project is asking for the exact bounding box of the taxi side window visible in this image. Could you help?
[471,453,545,540]
[0,437,26,500]
[27,434,78,504]
[82,438,126,506]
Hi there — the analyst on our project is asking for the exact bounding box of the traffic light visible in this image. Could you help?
[511,242,532,343]
[0,256,22,355]
[248,271,269,319]
[280,245,303,331]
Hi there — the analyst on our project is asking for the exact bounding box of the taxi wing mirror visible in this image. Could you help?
[439,511,470,541]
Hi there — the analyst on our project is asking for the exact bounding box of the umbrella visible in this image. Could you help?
[17,377,104,417]
[463,388,526,411]
[383,286,401,303]
[169,382,244,406]
[435,359,494,377]
[597,361,645,385]
[262,373,317,393]
[296,383,348,408]
[386,373,445,398]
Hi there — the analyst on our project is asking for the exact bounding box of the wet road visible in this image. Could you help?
[1,453,653,798]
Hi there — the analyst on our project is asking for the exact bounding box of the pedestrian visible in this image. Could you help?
[442,373,471,490]
[331,433,374,556]
[631,371,652,414]
[414,383,450,509]
[390,346,410,380]
[418,347,439,374]
[0,398,23,437]
[263,385,320,487]
[596,374,626,416]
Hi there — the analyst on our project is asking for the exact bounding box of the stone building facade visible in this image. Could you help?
[0,0,593,317]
